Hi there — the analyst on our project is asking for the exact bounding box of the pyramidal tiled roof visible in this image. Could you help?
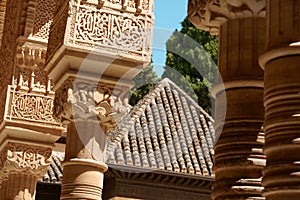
[106,78,215,176]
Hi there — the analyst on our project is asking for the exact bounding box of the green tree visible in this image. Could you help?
[162,17,218,114]
[129,64,159,106]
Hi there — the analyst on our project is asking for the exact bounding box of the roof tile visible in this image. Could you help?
[106,78,215,176]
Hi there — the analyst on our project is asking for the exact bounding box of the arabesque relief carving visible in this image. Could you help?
[75,7,147,53]
[7,89,56,124]
[32,0,56,39]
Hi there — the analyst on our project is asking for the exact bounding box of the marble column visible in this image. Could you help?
[259,0,300,199]
[188,0,267,199]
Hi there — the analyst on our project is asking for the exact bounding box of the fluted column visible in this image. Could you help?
[45,1,154,199]
[259,1,300,199]
[188,0,266,199]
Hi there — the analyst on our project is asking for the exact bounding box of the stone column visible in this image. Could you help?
[53,78,130,200]
[259,0,300,199]
[45,0,154,199]
[188,0,266,199]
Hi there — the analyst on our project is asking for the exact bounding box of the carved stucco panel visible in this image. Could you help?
[47,0,154,62]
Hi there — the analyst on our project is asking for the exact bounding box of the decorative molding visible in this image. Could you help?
[54,78,129,132]
[188,0,266,34]
[106,166,213,191]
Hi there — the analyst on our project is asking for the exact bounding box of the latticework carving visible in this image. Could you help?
[32,0,56,39]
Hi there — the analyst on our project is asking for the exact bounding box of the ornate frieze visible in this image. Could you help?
[54,78,129,131]
[188,0,266,34]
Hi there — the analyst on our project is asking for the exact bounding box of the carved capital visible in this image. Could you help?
[188,0,266,34]
[54,78,129,132]
[0,143,52,179]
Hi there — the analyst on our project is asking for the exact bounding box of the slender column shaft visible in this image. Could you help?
[60,120,108,200]
[260,1,300,199]
[212,17,266,200]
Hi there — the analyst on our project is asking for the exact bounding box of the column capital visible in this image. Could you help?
[54,77,129,132]
[188,0,266,34]
[0,142,52,179]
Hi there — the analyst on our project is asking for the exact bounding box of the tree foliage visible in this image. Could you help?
[129,64,159,106]
[162,17,218,114]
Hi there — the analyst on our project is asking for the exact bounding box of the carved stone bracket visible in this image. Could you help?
[188,0,266,34]
[54,77,129,132]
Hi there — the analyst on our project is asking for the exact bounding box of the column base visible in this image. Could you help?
[60,159,108,200]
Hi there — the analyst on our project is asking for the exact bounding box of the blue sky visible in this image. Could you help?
[152,0,188,76]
